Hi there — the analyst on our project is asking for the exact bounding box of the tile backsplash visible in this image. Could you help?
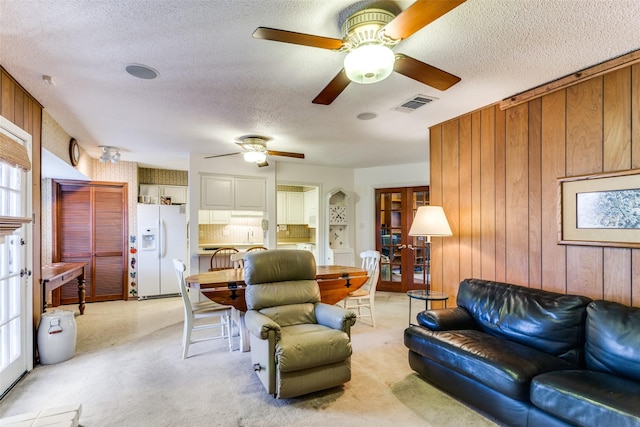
[199,217,264,244]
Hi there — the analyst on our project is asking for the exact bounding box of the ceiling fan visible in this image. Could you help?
[205,135,304,167]
[252,0,465,105]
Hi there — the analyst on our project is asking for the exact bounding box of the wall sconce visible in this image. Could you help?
[408,206,452,292]
[99,146,121,164]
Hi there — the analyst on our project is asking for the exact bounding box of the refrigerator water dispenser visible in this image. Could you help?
[140,228,157,250]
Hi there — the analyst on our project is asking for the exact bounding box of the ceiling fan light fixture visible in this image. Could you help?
[344,44,395,84]
[243,151,267,164]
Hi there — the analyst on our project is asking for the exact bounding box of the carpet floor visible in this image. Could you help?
[1,292,498,426]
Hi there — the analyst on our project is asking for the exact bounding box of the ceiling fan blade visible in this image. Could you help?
[312,69,351,105]
[204,152,242,159]
[266,150,305,159]
[394,54,460,91]
[257,161,269,167]
[383,0,466,41]
[252,27,344,50]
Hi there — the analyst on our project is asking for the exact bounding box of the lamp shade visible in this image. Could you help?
[344,44,395,84]
[408,206,452,237]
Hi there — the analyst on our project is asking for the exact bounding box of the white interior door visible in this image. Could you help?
[0,116,33,397]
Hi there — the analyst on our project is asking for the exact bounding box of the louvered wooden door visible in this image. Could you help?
[53,180,128,304]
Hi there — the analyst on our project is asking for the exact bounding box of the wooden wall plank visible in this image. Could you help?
[494,107,507,282]
[442,120,460,293]
[1,72,15,121]
[633,64,640,167]
[565,77,604,299]
[603,68,631,170]
[505,103,530,286]
[480,107,496,280]
[459,115,473,282]
[528,98,542,288]
[471,112,482,278]
[541,90,567,293]
[429,126,444,292]
[13,89,24,129]
[630,64,640,306]
[603,67,632,303]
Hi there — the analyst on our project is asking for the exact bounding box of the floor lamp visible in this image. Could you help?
[408,206,452,293]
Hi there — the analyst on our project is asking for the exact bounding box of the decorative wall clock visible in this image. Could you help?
[69,138,80,166]
[329,205,347,225]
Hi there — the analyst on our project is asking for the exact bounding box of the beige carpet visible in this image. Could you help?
[0,292,498,426]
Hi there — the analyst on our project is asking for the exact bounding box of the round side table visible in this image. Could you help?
[407,290,449,326]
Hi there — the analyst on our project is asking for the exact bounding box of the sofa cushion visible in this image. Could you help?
[586,300,640,381]
[456,279,592,363]
[404,327,577,401]
[531,370,640,427]
[276,324,351,372]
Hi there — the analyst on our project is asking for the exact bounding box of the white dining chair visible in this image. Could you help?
[173,259,232,358]
[342,250,381,327]
[230,251,245,270]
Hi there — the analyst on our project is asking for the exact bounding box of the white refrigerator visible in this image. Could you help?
[137,204,187,298]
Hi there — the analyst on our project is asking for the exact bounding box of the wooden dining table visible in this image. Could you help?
[184,265,369,352]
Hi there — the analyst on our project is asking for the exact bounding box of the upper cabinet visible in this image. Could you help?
[139,184,187,205]
[303,188,318,228]
[277,191,304,225]
[200,174,266,211]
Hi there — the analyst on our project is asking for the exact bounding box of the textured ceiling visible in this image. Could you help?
[1,0,639,171]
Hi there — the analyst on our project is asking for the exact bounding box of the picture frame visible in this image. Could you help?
[558,169,640,248]
[160,196,172,205]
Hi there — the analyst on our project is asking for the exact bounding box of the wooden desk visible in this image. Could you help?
[185,265,368,352]
[184,265,368,312]
[42,262,88,314]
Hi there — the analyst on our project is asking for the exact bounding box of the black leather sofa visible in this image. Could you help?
[404,278,640,427]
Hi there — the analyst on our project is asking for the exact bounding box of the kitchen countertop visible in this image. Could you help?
[197,243,265,256]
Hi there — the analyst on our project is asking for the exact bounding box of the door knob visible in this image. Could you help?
[397,244,406,249]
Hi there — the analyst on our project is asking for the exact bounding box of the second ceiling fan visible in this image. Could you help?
[253,0,466,105]
[205,135,304,167]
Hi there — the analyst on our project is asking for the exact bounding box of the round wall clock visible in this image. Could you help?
[69,138,80,166]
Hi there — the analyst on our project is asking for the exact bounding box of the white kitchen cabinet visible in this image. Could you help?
[201,175,234,210]
[235,177,266,211]
[277,192,286,224]
[159,185,187,204]
[303,188,318,227]
[198,210,230,224]
[277,191,304,224]
[200,175,266,211]
[139,184,187,204]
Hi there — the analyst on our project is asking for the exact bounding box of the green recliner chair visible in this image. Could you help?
[243,249,356,399]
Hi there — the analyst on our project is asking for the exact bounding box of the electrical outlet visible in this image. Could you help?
[222,229,229,237]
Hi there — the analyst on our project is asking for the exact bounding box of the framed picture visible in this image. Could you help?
[160,196,172,205]
[559,169,640,248]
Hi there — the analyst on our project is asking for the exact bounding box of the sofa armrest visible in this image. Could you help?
[315,302,357,335]
[417,307,477,331]
[245,310,282,341]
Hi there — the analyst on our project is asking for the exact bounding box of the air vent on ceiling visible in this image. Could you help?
[392,94,438,113]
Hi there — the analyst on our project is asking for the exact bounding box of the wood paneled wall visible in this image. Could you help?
[430,63,640,306]
[1,66,43,325]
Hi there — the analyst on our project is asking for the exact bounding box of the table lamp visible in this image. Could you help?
[408,206,452,292]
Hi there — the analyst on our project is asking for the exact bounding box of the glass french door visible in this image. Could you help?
[376,187,429,292]
[0,118,33,397]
